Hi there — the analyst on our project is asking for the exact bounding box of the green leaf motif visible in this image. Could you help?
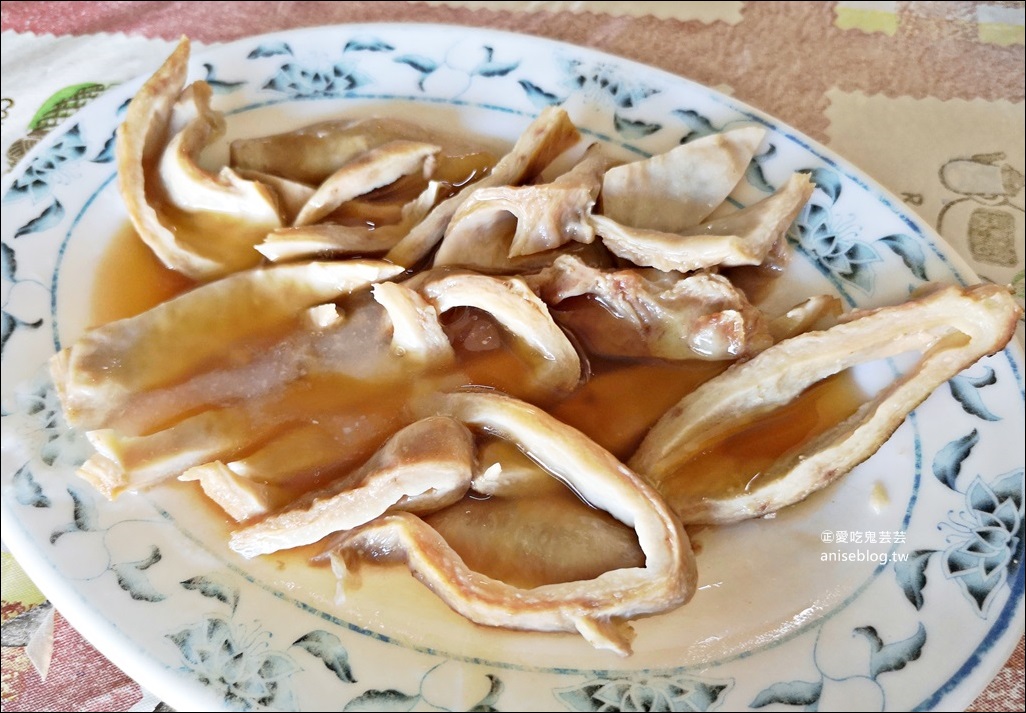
[854,623,927,678]
[181,574,240,613]
[344,36,395,53]
[14,199,65,238]
[613,113,662,139]
[394,54,438,74]
[343,689,420,711]
[113,546,166,602]
[556,675,730,712]
[948,368,1000,421]
[750,679,822,708]
[878,233,928,281]
[894,549,937,610]
[933,429,979,490]
[13,464,50,508]
[49,486,98,543]
[292,630,357,683]
[519,79,564,108]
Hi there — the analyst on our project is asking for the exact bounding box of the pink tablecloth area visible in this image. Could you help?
[2,2,1023,712]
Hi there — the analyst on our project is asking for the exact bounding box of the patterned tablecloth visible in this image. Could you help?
[1,2,1023,711]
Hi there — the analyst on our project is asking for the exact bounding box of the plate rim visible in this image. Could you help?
[1,20,1023,713]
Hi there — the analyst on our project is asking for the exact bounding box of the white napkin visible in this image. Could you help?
[1,31,210,175]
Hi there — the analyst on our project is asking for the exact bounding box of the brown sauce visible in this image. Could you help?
[87,227,871,586]
[662,370,868,501]
[426,488,646,589]
[90,223,196,325]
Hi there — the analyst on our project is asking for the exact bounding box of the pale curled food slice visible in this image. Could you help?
[51,260,403,432]
[180,461,290,522]
[433,147,613,269]
[470,438,568,498]
[259,224,402,262]
[79,405,283,498]
[233,168,315,225]
[229,417,475,558]
[230,116,484,185]
[158,82,281,223]
[416,271,582,397]
[180,423,373,521]
[322,391,696,656]
[600,126,766,233]
[767,294,843,342]
[630,283,1022,525]
[386,106,582,267]
[594,172,814,273]
[83,367,414,499]
[116,38,281,279]
[257,182,443,262]
[292,141,440,226]
[63,285,459,499]
[425,438,646,589]
[371,281,455,365]
[528,254,771,360]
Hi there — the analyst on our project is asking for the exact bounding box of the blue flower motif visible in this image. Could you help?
[168,617,299,710]
[788,198,881,294]
[942,470,1024,615]
[751,624,926,711]
[556,673,730,712]
[6,125,89,204]
[563,59,660,109]
[3,374,90,469]
[263,60,371,98]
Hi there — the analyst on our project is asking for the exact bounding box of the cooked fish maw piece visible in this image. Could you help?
[434,147,613,268]
[528,254,771,360]
[230,116,483,185]
[180,418,399,522]
[293,141,440,226]
[80,361,415,499]
[594,172,814,273]
[180,461,291,522]
[257,182,443,262]
[767,294,843,342]
[116,38,282,279]
[386,106,582,267]
[600,126,766,233]
[417,271,582,397]
[158,82,281,224]
[322,391,696,656]
[233,168,315,225]
[51,260,403,432]
[229,416,475,558]
[371,281,455,365]
[470,438,568,498]
[80,405,284,498]
[64,278,464,498]
[256,223,402,261]
[630,283,1022,524]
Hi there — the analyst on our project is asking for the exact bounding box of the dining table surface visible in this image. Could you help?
[1,1,1023,711]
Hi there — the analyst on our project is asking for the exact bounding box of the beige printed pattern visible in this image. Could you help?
[0,2,1022,710]
[415,0,743,23]
[825,90,1025,343]
[0,32,198,173]
[834,1,900,36]
[977,3,1026,44]
[834,2,1025,45]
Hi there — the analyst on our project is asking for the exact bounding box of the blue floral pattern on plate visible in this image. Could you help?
[1,24,1023,712]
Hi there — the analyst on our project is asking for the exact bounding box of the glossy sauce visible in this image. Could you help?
[88,232,866,588]
[90,223,196,325]
[662,371,868,501]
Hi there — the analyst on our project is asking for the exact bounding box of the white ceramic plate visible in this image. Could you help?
[2,24,1023,713]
